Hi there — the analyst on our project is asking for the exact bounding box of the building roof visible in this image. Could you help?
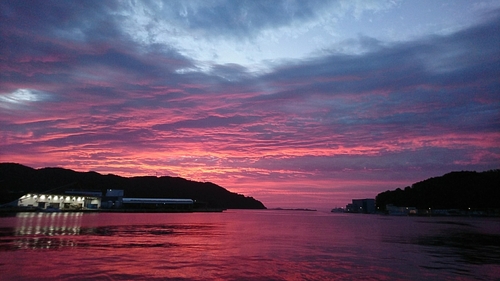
[122,198,194,204]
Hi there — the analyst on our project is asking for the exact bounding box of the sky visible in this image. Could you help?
[1,0,499,209]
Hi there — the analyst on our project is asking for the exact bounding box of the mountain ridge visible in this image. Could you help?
[0,163,266,209]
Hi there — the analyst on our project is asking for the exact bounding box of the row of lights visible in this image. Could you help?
[23,194,84,201]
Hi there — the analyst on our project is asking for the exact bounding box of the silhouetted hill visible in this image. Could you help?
[376,170,500,210]
[0,163,266,209]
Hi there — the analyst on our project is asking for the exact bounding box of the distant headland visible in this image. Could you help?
[376,170,500,211]
[0,163,266,210]
[334,170,500,216]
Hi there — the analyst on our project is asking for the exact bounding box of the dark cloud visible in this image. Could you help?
[0,0,120,40]
[141,0,328,39]
[248,14,500,136]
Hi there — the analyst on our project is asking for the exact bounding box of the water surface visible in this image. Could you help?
[0,210,499,280]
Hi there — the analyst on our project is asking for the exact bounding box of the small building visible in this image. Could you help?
[346,199,376,214]
[101,189,124,209]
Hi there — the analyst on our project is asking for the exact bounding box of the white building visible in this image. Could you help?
[15,189,194,211]
[17,192,101,210]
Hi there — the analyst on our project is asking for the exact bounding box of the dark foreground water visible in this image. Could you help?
[0,210,499,281]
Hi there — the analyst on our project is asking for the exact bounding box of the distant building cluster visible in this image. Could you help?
[385,204,418,216]
[332,199,498,216]
[384,205,493,216]
[13,189,194,211]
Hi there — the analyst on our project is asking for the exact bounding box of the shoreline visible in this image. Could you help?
[0,207,226,214]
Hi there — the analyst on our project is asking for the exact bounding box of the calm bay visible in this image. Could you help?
[0,210,499,280]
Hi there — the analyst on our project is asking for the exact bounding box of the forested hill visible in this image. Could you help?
[0,163,266,209]
[376,170,500,210]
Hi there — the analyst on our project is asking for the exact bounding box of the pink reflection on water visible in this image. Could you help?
[0,211,499,280]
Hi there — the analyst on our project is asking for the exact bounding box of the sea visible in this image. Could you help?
[0,210,499,281]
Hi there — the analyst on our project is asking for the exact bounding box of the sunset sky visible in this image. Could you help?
[1,0,499,209]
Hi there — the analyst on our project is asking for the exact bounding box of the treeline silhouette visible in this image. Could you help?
[376,170,500,210]
[0,163,266,209]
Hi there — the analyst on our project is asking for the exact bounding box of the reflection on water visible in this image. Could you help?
[0,212,222,251]
[0,212,83,250]
[0,211,499,281]
[414,222,500,266]
[15,212,83,236]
